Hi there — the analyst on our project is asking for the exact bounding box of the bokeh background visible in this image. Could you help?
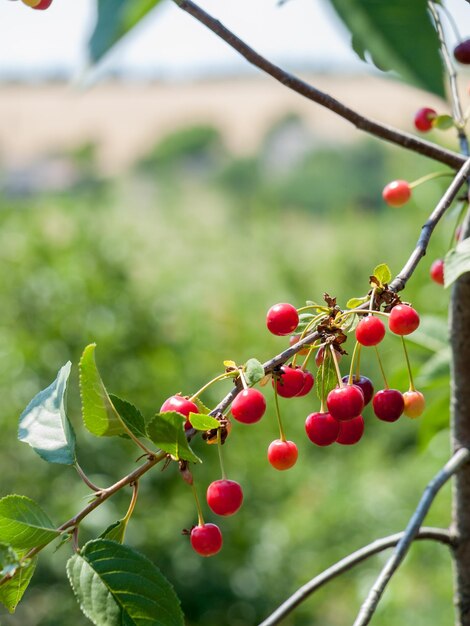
[0,0,469,624]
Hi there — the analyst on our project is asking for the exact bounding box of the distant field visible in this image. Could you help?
[0,74,450,173]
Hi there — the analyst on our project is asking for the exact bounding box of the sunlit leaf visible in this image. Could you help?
[0,495,59,551]
[188,413,220,431]
[147,412,201,462]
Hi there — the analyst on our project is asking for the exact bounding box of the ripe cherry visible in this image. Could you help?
[190,523,223,557]
[273,365,305,398]
[430,259,445,285]
[403,390,426,418]
[336,415,364,445]
[414,107,437,132]
[295,370,314,397]
[315,346,342,367]
[382,180,412,207]
[206,479,243,516]
[355,316,386,347]
[388,304,420,336]
[305,412,340,446]
[327,385,364,421]
[454,40,470,64]
[231,388,266,424]
[267,439,298,470]
[160,394,199,430]
[341,375,374,406]
[266,303,299,336]
[373,389,404,422]
[289,335,310,355]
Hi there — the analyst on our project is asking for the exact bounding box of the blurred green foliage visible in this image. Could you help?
[0,119,456,625]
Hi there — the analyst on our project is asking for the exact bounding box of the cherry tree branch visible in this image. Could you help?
[353,447,470,626]
[258,527,453,626]
[172,0,466,170]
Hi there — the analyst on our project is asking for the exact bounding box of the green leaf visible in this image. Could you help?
[432,114,455,130]
[188,413,220,431]
[192,397,211,415]
[244,358,265,386]
[327,0,444,97]
[316,352,338,402]
[66,539,184,626]
[445,239,470,287]
[99,520,127,544]
[89,0,164,64]
[79,344,125,437]
[0,495,59,550]
[147,412,201,463]
[109,395,147,439]
[346,296,369,309]
[373,263,392,285]
[18,361,76,465]
[0,553,37,613]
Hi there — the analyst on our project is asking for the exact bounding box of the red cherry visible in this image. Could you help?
[382,180,412,207]
[206,479,243,516]
[388,305,420,336]
[341,375,374,406]
[305,412,340,446]
[414,107,437,132]
[430,259,445,285]
[295,370,314,397]
[454,40,470,64]
[22,0,53,8]
[190,523,223,557]
[160,394,199,430]
[373,389,404,422]
[273,365,305,398]
[327,385,364,421]
[355,316,386,347]
[289,335,310,355]
[403,390,425,418]
[231,388,266,424]
[266,303,299,336]
[336,415,364,445]
[315,346,342,367]
[267,439,298,470]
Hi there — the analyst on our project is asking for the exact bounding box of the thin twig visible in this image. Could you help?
[353,447,470,626]
[258,527,453,626]
[74,461,103,493]
[172,0,466,170]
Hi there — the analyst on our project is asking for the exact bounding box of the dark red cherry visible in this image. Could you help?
[305,412,340,446]
[336,415,364,445]
[341,375,374,406]
[373,389,404,422]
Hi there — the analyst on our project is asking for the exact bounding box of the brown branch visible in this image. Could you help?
[172,0,466,170]
[258,527,453,626]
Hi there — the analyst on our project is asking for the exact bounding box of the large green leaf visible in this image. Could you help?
[18,361,76,465]
[0,551,37,614]
[0,495,59,550]
[66,539,184,626]
[109,394,147,439]
[445,239,470,288]
[89,0,164,64]
[327,0,445,97]
[79,344,126,437]
[147,412,201,463]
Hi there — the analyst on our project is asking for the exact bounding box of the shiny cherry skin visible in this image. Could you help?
[430,259,445,285]
[206,479,243,516]
[296,370,314,397]
[336,415,364,445]
[273,365,305,398]
[454,40,470,64]
[341,375,374,406]
[231,388,266,424]
[382,180,412,207]
[403,390,426,418]
[327,385,364,421]
[414,107,436,132]
[388,304,420,336]
[190,523,223,557]
[266,303,299,336]
[160,394,199,430]
[305,412,340,446]
[355,316,386,347]
[267,439,298,470]
[373,389,404,422]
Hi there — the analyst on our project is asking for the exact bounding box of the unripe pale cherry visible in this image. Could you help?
[341,375,374,406]
[403,390,426,418]
[206,479,243,516]
[430,259,445,285]
[454,40,470,64]
[336,415,364,445]
[414,107,437,132]
[231,388,266,424]
[160,394,199,430]
[305,412,340,446]
[327,385,364,421]
[266,303,299,336]
[273,365,305,398]
[295,370,314,397]
[190,523,223,557]
[267,439,298,470]
[388,304,420,336]
[355,315,386,347]
[373,389,404,422]
[382,180,412,207]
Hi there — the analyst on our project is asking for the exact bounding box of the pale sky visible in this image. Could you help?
[0,0,468,79]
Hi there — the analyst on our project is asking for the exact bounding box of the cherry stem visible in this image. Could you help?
[216,428,227,480]
[369,288,377,312]
[239,369,249,391]
[72,527,79,553]
[375,346,389,389]
[330,345,343,387]
[401,337,416,392]
[320,352,327,413]
[348,342,361,386]
[409,171,454,189]
[191,482,205,527]
[273,384,287,442]
[189,371,236,402]
[123,480,139,525]
[296,305,329,314]
[74,462,104,493]
[300,342,320,371]
[355,344,363,381]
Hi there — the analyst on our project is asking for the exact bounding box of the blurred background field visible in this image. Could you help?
[0,70,461,625]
